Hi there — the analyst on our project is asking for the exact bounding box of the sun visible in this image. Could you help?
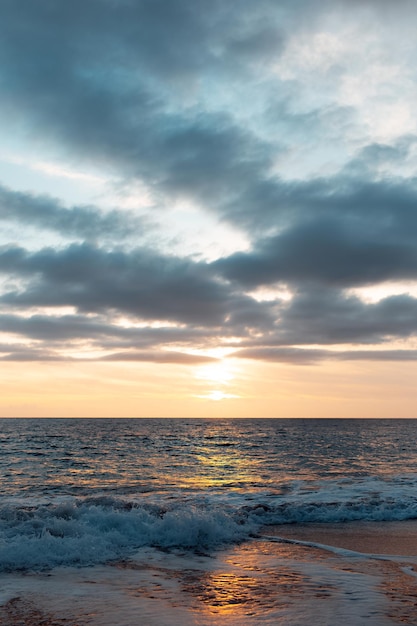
[195,360,236,386]
[194,359,241,401]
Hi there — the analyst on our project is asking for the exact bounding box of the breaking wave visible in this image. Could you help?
[2,475,417,572]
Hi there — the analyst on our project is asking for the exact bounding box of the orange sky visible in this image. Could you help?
[1,358,416,418]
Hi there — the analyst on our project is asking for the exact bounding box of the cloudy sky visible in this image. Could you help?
[1,0,417,417]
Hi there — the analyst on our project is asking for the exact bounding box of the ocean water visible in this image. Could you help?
[2,417,417,625]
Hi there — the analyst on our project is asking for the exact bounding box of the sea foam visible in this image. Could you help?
[1,474,417,572]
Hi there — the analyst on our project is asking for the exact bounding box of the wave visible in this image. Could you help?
[0,498,251,572]
[1,476,417,572]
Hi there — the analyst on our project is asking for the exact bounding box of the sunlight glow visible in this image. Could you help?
[198,390,239,401]
[248,284,293,303]
[195,360,236,385]
[9,306,79,318]
[114,316,185,329]
[348,281,417,303]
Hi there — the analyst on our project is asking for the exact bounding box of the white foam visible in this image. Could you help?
[0,499,253,571]
[1,473,417,572]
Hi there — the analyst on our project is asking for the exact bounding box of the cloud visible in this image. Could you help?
[0,309,236,362]
[101,350,215,364]
[0,348,67,362]
[2,239,417,361]
[0,0,290,231]
[235,346,417,365]
[234,288,417,350]
[1,0,417,368]
[4,244,417,362]
[0,311,225,350]
[2,0,413,241]
[0,1,280,164]
[0,342,216,364]
[0,243,272,328]
[215,171,417,287]
[0,183,144,241]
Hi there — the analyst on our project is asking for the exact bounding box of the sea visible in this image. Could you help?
[1,417,417,625]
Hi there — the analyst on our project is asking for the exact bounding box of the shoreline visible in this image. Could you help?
[2,523,417,625]
[260,519,417,557]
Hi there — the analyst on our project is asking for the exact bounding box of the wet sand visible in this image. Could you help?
[261,519,417,556]
[2,523,417,625]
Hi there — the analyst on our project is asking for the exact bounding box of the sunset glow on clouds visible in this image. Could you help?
[1,0,417,417]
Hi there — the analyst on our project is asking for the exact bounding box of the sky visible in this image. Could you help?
[1,0,417,417]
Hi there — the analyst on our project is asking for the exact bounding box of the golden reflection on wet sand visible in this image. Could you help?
[117,541,336,621]
[121,537,417,624]
[4,535,417,625]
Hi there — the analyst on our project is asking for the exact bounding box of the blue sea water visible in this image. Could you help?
[1,417,417,572]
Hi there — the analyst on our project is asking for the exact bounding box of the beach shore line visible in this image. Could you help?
[261,519,417,557]
[2,520,417,625]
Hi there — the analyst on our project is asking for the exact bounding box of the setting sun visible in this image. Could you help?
[195,360,237,386]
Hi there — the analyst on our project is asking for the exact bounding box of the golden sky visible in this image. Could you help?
[2,358,417,418]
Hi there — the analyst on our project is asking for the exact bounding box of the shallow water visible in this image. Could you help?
[1,418,417,624]
[1,537,416,625]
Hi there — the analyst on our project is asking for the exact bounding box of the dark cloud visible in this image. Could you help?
[0,0,288,90]
[0,243,272,328]
[0,342,216,364]
[2,241,417,361]
[3,245,417,362]
[215,218,417,288]
[236,289,417,348]
[235,346,417,364]
[283,290,417,344]
[235,346,328,365]
[215,172,417,287]
[345,138,417,174]
[0,348,67,362]
[0,311,227,352]
[0,308,235,363]
[0,313,112,342]
[226,24,285,61]
[0,184,144,240]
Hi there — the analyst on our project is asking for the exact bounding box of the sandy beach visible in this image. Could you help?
[262,519,417,556]
[2,520,417,626]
